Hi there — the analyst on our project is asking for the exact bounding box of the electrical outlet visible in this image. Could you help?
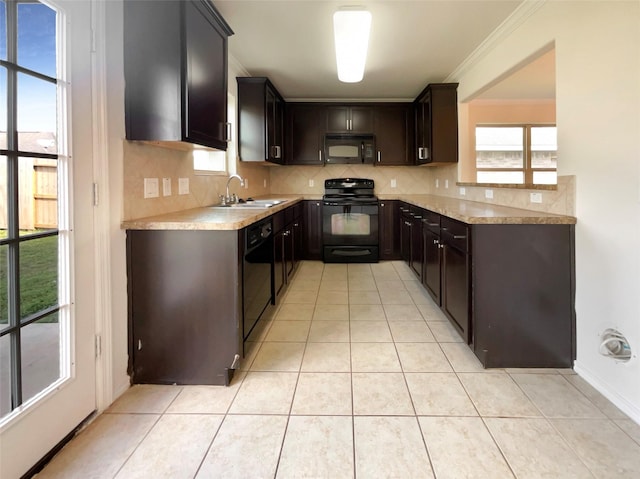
[459,187,466,196]
[144,178,159,199]
[390,179,397,188]
[435,179,439,188]
[244,178,249,189]
[530,192,543,203]
[162,178,171,196]
[309,179,314,187]
[178,178,189,195]
[485,189,494,199]
[445,179,449,189]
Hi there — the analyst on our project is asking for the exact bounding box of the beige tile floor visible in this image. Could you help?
[37,261,640,479]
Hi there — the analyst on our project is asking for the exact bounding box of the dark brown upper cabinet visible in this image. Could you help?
[414,83,459,165]
[237,77,285,164]
[285,103,325,165]
[326,105,374,133]
[124,0,233,151]
[373,104,414,166]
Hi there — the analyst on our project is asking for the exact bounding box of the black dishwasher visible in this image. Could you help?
[243,218,273,342]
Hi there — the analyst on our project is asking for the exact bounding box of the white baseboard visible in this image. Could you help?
[574,361,640,424]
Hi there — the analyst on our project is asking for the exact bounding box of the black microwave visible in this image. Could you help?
[324,134,376,164]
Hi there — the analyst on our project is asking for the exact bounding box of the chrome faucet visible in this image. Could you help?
[221,174,244,205]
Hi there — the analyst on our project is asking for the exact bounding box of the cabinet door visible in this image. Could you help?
[266,86,284,164]
[374,104,412,165]
[379,201,400,260]
[284,225,295,279]
[350,106,374,132]
[400,208,412,265]
[442,245,470,343]
[410,210,424,279]
[414,92,431,164]
[273,230,285,302]
[422,226,441,304]
[326,106,350,132]
[326,105,373,132]
[286,104,325,165]
[184,0,228,150]
[303,201,323,260]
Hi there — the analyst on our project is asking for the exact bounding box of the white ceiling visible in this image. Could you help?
[214,0,525,101]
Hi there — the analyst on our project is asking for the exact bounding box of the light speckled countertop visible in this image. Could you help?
[385,195,576,225]
[121,194,576,231]
[121,195,305,231]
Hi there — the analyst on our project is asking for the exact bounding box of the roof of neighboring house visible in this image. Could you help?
[0,132,58,154]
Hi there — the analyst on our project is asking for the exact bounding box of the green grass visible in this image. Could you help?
[0,231,58,324]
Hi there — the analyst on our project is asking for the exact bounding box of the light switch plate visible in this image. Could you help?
[435,179,439,188]
[459,187,466,196]
[390,179,397,188]
[244,178,249,189]
[162,178,171,196]
[445,179,449,189]
[309,179,314,187]
[485,189,494,199]
[178,178,189,195]
[263,179,267,188]
[144,178,159,199]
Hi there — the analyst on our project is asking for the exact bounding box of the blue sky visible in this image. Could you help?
[0,1,57,134]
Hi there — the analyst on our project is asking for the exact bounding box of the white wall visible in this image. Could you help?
[452,0,640,421]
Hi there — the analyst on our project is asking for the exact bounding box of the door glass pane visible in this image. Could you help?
[0,332,11,416]
[17,73,57,154]
[17,1,56,77]
[531,126,557,169]
[0,243,7,331]
[476,171,524,184]
[0,67,6,149]
[0,155,6,235]
[476,127,524,169]
[330,213,370,235]
[0,1,6,61]
[21,313,60,404]
[19,235,58,320]
[18,156,57,234]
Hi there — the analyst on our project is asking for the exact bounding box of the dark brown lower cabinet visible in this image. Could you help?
[472,224,575,368]
[379,200,400,260]
[303,200,323,260]
[440,217,471,343]
[127,229,242,386]
[422,217,441,304]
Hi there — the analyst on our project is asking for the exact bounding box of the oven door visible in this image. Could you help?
[322,201,379,262]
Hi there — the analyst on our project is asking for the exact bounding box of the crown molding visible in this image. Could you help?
[445,0,547,83]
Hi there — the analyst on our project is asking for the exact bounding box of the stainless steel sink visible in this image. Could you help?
[211,199,286,209]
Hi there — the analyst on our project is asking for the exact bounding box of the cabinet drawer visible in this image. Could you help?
[441,217,469,253]
[421,210,441,234]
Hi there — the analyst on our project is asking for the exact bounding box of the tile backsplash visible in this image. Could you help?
[123,145,575,221]
[123,141,271,220]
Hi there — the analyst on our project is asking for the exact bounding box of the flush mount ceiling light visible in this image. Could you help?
[333,7,372,83]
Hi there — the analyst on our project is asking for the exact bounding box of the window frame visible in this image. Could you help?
[475,123,557,186]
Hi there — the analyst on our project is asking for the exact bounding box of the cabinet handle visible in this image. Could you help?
[404,221,412,227]
[319,150,323,163]
[439,244,445,249]
[433,239,440,245]
[138,339,142,351]
[423,221,439,227]
[414,215,423,219]
[380,203,385,207]
[453,235,467,240]
[377,151,381,163]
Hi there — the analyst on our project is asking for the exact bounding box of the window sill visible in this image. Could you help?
[456,182,557,191]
